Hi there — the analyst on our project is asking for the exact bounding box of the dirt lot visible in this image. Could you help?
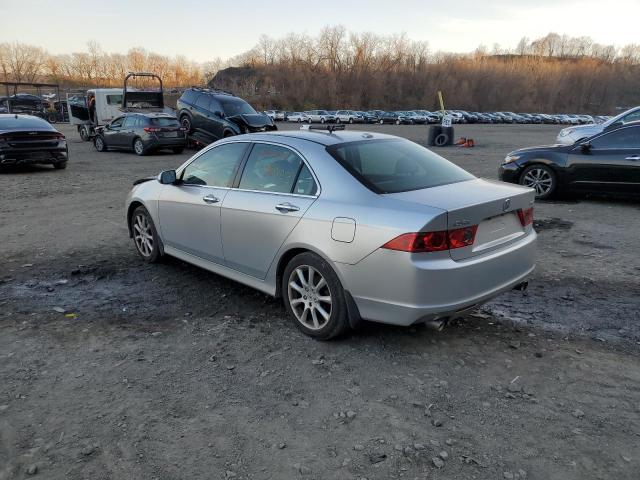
[1,123,639,480]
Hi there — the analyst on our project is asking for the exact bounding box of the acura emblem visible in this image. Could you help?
[503,199,511,211]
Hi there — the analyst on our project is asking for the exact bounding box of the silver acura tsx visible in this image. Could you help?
[126,127,536,339]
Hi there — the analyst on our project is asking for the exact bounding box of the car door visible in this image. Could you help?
[204,97,225,140]
[120,115,137,150]
[157,142,250,264]
[103,116,125,147]
[568,126,640,192]
[221,142,319,279]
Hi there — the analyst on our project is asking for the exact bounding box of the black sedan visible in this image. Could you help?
[499,123,640,199]
[379,112,412,125]
[94,112,187,156]
[0,114,68,169]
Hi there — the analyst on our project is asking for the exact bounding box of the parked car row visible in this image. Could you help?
[265,108,611,126]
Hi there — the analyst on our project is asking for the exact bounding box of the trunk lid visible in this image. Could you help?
[386,178,535,260]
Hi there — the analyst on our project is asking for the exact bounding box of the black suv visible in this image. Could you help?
[94,112,186,156]
[176,88,276,145]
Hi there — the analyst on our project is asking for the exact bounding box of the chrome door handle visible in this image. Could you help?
[203,194,220,204]
[275,202,299,213]
[625,155,640,161]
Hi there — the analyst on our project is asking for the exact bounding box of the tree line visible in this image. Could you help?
[0,41,204,89]
[1,29,639,114]
[212,29,640,114]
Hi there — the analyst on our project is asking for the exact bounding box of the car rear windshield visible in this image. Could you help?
[148,117,180,127]
[327,139,474,193]
[0,116,54,131]
[219,98,257,116]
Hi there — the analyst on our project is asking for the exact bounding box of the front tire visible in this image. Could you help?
[94,135,107,152]
[131,206,161,262]
[172,147,184,154]
[283,252,350,340]
[53,162,67,170]
[519,164,557,200]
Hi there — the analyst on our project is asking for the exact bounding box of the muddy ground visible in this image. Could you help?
[1,123,639,480]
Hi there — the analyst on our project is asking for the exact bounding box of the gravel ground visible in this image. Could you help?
[0,123,639,480]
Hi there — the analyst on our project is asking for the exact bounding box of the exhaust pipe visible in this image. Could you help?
[424,318,447,332]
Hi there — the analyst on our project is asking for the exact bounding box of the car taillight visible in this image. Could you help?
[144,127,161,132]
[448,225,478,249]
[517,207,534,227]
[382,225,478,253]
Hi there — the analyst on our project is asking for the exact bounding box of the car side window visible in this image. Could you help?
[123,116,135,128]
[622,111,640,124]
[293,164,318,196]
[195,94,210,109]
[590,127,640,149]
[181,143,248,187]
[239,144,304,194]
[110,117,124,128]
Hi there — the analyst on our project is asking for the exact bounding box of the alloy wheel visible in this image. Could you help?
[95,137,104,151]
[522,167,553,196]
[134,139,144,155]
[133,213,154,257]
[287,265,332,331]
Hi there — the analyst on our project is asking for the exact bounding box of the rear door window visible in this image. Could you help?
[239,144,304,194]
[327,139,474,193]
[123,116,135,128]
[195,94,211,110]
[149,117,180,127]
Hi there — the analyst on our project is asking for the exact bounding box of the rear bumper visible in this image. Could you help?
[336,230,536,326]
[0,147,68,165]
[144,136,187,148]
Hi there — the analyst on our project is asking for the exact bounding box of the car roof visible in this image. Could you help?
[239,129,399,146]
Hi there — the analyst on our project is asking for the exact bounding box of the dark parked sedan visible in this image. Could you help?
[499,122,640,199]
[94,113,187,156]
[0,114,68,169]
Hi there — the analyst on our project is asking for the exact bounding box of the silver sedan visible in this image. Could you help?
[126,128,536,339]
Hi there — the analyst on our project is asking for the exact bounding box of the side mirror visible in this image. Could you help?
[580,142,592,153]
[214,111,224,118]
[158,169,177,185]
[604,121,622,131]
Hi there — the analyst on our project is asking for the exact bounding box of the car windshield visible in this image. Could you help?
[219,98,257,116]
[0,116,53,130]
[149,117,180,127]
[327,139,474,194]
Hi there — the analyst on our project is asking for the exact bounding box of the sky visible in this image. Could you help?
[1,0,639,62]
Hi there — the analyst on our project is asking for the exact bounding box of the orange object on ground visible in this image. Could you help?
[462,138,475,148]
[455,137,467,145]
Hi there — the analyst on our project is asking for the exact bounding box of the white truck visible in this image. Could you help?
[68,72,167,141]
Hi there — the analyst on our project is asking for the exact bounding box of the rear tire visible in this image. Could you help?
[133,138,147,156]
[79,126,90,142]
[282,252,350,340]
[180,115,192,134]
